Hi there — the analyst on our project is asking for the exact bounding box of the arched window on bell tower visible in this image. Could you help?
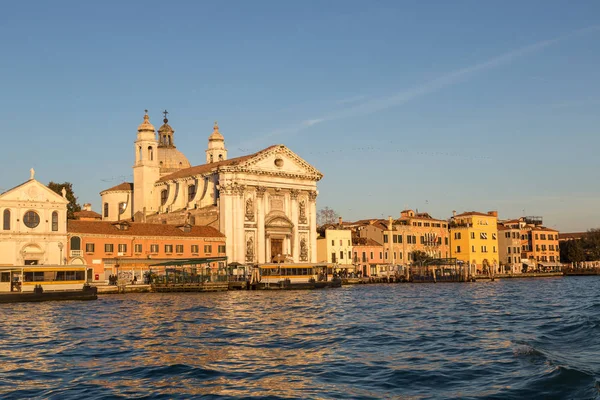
[148,146,154,161]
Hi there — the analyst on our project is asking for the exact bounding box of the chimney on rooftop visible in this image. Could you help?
[338,216,343,226]
[83,203,92,211]
[488,211,498,217]
[452,210,456,217]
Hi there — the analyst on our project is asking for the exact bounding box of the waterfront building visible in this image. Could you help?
[519,217,560,270]
[0,169,69,267]
[449,211,499,274]
[67,220,226,282]
[351,237,384,277]
[352,210,449,266]
[317,221,353,271]
[497,221,523,273]
[99,111,323,265]
[389,210,450,261]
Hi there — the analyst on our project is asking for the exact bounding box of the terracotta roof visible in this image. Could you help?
[559,232,587,240]
[528,226,558,233]
[158,145,281,182]
[497,223,521,231]
[68,220,225,238]
[352,237,383,247]
[415,212,433,219]
[101,182,133,193]
[454,211,494,218]
[74,210,102,219]
[500,219,522,224]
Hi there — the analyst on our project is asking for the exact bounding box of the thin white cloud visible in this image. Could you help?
[304,118,325,127]
[236,24,600,151]
[335,95,367,105]
[310,25,600,126]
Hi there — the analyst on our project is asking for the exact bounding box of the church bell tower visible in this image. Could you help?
[133,110,159,218]
[206,121,227,163]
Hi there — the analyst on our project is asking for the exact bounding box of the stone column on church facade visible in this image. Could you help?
[290,189,300,263]
[219,184,234,265]
[256,186,267,263]
[234,184,246,264]
[308,190,318,263]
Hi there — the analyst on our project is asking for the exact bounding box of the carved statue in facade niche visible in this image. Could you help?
[245,197,254,221]
[300,237,308,261]
[299,199,307,224]
[246,237,254,262]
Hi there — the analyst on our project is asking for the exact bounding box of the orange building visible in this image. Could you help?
[67,220,226,282]
[520,218,560,269]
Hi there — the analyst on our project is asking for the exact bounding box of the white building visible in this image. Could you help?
[100,111,323,264]
[0,169,69,266]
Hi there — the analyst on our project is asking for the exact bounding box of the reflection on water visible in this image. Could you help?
[1,278,600,399]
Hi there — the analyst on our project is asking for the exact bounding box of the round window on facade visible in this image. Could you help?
[23,211,40,228]
[274,158,284,167]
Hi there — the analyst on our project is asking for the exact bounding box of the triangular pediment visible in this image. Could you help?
[235,145,323,181]
[0,179,68,204]
[265,212,294,229]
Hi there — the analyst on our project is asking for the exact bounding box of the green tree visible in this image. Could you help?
[412,250,433,264]
[48,181,81,219]
[560,239,585,263]
[583,228,600,261]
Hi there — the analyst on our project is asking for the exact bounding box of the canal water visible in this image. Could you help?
[1,277,599,399]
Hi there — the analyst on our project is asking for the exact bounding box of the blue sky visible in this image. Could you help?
[1,0,599,232]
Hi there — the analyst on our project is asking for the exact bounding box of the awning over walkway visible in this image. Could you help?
[149,257,228,267]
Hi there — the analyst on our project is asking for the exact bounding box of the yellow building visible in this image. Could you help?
[449,211,499,275]
[316,225,353,271]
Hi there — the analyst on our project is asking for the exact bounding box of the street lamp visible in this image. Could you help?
[58,242,64,265]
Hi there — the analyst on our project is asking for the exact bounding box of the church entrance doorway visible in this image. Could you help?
[270,239,283,262]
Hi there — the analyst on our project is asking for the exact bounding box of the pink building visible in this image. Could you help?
[352,237,384,277]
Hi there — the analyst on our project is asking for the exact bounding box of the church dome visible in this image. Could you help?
[157,147,191,175]
[137,111,155,133]
[208,121,224,141]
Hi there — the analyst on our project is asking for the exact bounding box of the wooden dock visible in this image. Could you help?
[152,282,229,292]
[251,279,342,290]
[563,268,600,276]
[476,272,563,281]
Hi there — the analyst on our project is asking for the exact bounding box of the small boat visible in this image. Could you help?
[251,263,341,290]
[0,284,98,303]
[0,265,98,303]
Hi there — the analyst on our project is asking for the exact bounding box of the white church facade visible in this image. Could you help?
[0,170,69,267]
[100,111,323,265]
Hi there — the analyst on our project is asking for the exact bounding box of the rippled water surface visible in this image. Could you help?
[1,277,600,399]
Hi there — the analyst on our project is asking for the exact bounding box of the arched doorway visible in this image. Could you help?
[20,243,44,265]
[264,212,294,263]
